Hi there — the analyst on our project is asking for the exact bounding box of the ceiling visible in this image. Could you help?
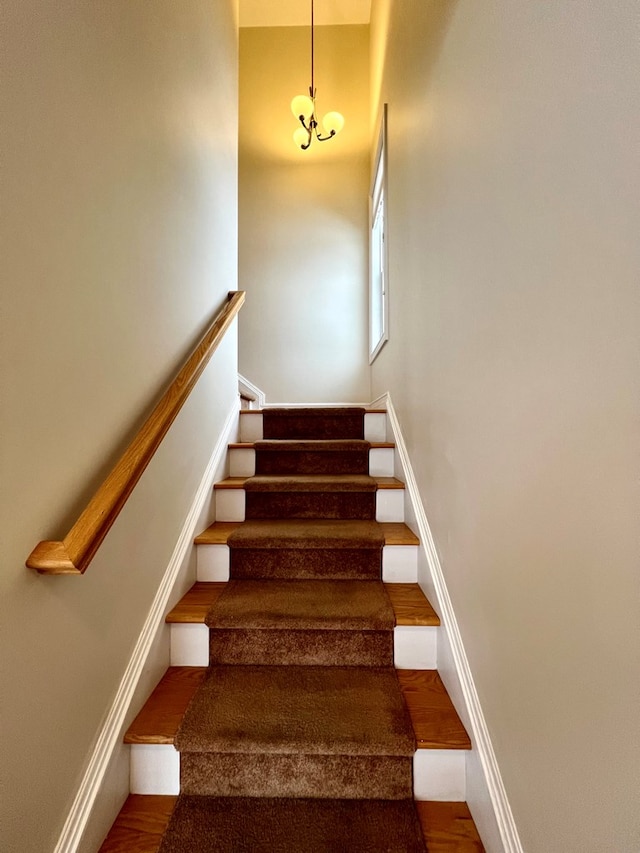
[239,0,372,28]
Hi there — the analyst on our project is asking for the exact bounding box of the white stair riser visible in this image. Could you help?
[197,543,418,583]
[239,412,388,444]
[170,623,436,668]
[215,487,404,523]
[382,545,417,582]
[129,744,466,799]
[376,489,404,522]
[364,412,387,442]
[130,745,180,795]
[239,414,263,442]
[170,624,210,666]
[215,489,246,522]
[228,446,394,478]
[394,627,438,669]
[413,749,467,801]
[228,448,256,477]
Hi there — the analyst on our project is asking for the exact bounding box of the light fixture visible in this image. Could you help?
[290,0,344,150]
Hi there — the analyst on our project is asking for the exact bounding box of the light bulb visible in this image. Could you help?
[291,95,314,121]
[293,127,310,149]
[322,111,344,135]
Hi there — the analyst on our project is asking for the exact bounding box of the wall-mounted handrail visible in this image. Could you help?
[27,291,246,575]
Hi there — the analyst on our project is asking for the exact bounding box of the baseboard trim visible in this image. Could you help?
[53,402,239,853]
[381,392,523,853]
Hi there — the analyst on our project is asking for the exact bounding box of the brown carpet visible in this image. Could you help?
[158,797,427,853]
[228,519,384,580]
[176,666,415,756]
[175,665,415,799]
[255,439,370,475]
[262,407,366,440]
[245,475,377,520]
[206,579,395,666]
[162,406,426,847]
[207,580,394,630]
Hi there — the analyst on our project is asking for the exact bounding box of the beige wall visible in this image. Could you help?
[370,1,640,851]
[239,25,371,403]
[0,2,239,851]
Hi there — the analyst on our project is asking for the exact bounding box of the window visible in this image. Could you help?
[369,104,389,362]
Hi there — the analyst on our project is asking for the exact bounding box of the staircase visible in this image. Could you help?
[99,407,484,851]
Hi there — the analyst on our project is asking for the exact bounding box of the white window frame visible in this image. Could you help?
[369,104,389,363]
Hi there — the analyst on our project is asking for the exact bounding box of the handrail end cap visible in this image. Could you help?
[26,541,82,575]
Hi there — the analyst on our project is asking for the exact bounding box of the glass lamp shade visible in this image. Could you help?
[293,127,310,149]
[322,111,345,135]
[291,94,314,121]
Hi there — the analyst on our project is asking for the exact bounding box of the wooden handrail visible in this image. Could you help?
[27,291,246,575]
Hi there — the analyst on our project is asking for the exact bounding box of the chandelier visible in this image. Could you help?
[290,0,345,150]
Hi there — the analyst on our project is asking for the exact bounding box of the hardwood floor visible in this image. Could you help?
[397,670,472,750]
[124,667,206,745]
[98,795,176,853]
[385,583,440,626]
[416,801,485,851]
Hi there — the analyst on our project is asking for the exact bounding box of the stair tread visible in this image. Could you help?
[385,583,440,626]
[227,518,384,549]
[239,408,387,414]
[397,670,471,750]
[124,667,206,744]
[166,582,226,622]
[99,796,484,853]
[195,519,418,545]
[229,441,395,449]
[125,667,467,750]
[416,801,485,851]
[204,579,394,630]
[167,581,438,626]
[174,665,416,757]
[98,795,177,853]
[246,474,377,492]
[213,475,404,489]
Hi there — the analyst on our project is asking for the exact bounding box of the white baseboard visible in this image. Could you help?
[53,401,239,853]
[381,392,523,853]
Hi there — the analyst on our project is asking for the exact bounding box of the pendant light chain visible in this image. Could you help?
[290,0,344,150]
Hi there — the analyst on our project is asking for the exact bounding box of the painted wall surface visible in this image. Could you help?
[0,2,239,850]
[370,2,640,851]
[239,25,371,403]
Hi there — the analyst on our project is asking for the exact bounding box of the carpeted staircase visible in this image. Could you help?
[100,406,484,852]
[159,407,425,851]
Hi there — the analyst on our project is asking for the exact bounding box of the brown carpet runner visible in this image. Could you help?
[175,665,415,798]
[255,439,371,475]
[228,519,384,580]
[262,406,366,440]
[163,407,426,851]
[206,579,394,666]
[158,796,426,853]
[245,474,377,520]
